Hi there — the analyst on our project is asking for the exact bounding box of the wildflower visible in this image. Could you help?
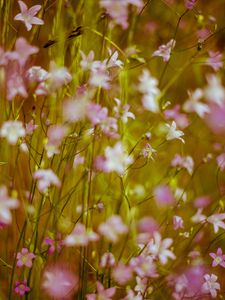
[207,51,223,71]
[164,104,189,129]
[14,280,30,296]
[73,154,85,169]
[209,248,225,268]
[16,248,35,268]
[6,37,38,66]
[185,0,197,10]
[86,103,108,126]
[25,120,38,135]
[191,208,206,223]
[112,262,133,285]
[42,264,78,299]
[147,231,176,265]
[217,153,225,171]
[64,223,99,247]
[204,74,225,107]
[171,154,194,175]
[45,125,68,157]
[26,66,49,83]
[80,50,95,71]
[141,143,156,160]
[43,233,63,254]
[100,252,116,268]
[113,98,135,123]
[89,61,110,89]
[152,39,176,62]
[138,69,160,113]
[33,169,61,193]
[130,255,158,278]
[202,274,220,298]
[194,196,211,208]
[183,89,210,118]
[166,121,185,143]
[98,215,128,243]
[106,49,123,68]
[14,1,44,31]
[173,215,184,230]
[207,213,225,233]
[0,186,19,226]
[86,281,116,300]
[0,121,26,145]
[153,184,175,207]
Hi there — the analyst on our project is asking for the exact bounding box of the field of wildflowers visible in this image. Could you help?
[0,0,225,299]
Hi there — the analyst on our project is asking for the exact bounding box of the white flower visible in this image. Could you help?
[207,213,225,233]
[204,74,225,107]
[0,186,19,225]
[152,39,176,62]
[166,121,185,143]
[0,121,25,145]
[33,169,61,193]
[183,89,210,118]
[202,274,220,298]
[147,231,176,265]
[104,142,133,175]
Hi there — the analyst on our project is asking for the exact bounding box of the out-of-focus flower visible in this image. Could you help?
[14,280,30,296]
[194,196,211,209]
[80,50,95,71]
[26,66,49,83]
[25,120,38,135]
[207,213,225,233]
[166,121,185,143]
[130,255,158,278]
[16,248,35,268]
[138,69,160,113]
[113,98,135,123]
[173,215,184,230]
[171,154,194,175]
[202,274,220,298]
[100,252,116,268]
[206,51,223,71]
[183,89,210,118]
[0,186,19,226]
[63,96,88,123]
[147,231,176,265]
[86,103,108,126]
[33,169,61,193]
[0,121,26,145]
[164,104,189,129]
[153,184,175,207]
[45,124,68,157]
[141,143,156,160]
[185,0,197,10]
[204,74,225,107]
[42,264,78,299]
[191,208,206,223]
[112,262,133,285]
[89,61,110,89]
[43,233,63,254]
[217,153,225,171]
[103,142,133,175]
[209,248,225,268]
[6,37,38,66]
[86,281,116,300]
[106,49,123,68]
[14,1,44,31]
[152,39,176,62]
[98,215,128,243]
[73,154,85,169]
[64,223,99,247]
[6,67,28,100]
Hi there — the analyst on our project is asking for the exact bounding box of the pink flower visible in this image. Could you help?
[100,252,116,268]
[86,103,108,126]
[207,213,225,233]
[16,248,35,268]
[25,120,38,135]
[86,281,116,300]
[113,98,135,123]
[217,153,225,171]
[42,264,79,299]
[0,186,19,226]
[207,51,223,71]
[152,39,176,62]
[64,223,99,247]
[183,89,210,118]
[14,280,30,296]
[173,216,184,230]
[171,154,194,175]
[202,274,220,298]
[98,215,128,243]
[14,1,44,31]
[153,184,175,207]
[185,0,197,10]
[209,248,225,268]
[112,262,133,285]
[130,255,158,278]
[6,37,38,66]
[43,233,63,254]
[33,169,61,193]
[45,125,68,157]
[147,231,176,265]
[164,104,189,129]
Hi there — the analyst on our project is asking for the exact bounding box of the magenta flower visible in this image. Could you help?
[16,248,35,268]
[14,280,30,296]
[86,281,116,300]
[152,39,176,62]
[209,248,225,268]
[202,274,220,298]
[14,1,44,31]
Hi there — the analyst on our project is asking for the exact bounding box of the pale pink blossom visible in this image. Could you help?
[0,186,19,226]
[152,39,176,62]
[64,223,99,247]
[6,68,28,100]
[141,143,156,160]
[25,120,38,135]
[191,208,207,223]
[26,66,49,83]
[185,0,197,9]
[112,262,133,285]
[173,215,184,230]
[43,233,63,254]
[86,281,116,300]
[166,121,185,143]
[164,104,189,129]
[113,98,135,123]
[73,154,85,169]
[202,274,220,298]
[42,264,78,299]
[89,61,110,89]
[194,196,211,208]
[16,248,35,268]
[183,89,210,118]
[45,125,68,157]
[100,252,116,268]
[153,184,175,207]
[80,50,95,71]
[147,231,176,265]
[204,74,225,107]
[106,49,123,68]
[0,121,25,145]
[86,103,108,126]
[63,96,88,123]
[209,248,225,268]
[207,213,225,233]
[130,255,158,278]
[171,154,194,175]
[6,37,38,66]
[14,280,30,296]
[14,1,44,31]
[33,169,61,193]
[98,215,128,243]
[207,51,223,71]
[217,153,225,171]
